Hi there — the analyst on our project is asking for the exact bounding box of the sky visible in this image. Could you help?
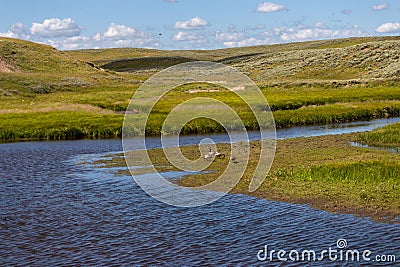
[1,0,399,50]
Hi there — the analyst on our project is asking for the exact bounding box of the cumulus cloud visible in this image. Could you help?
[94,23,144,40]
[214,22,366,48]
[174,17,209,30]
[172,31,209,47]
[215,31,245,42]
[173,31,200,41]
[10,22,27,36]
[0,22,28,39]
[93,23,158,48]
[1,20,160,50]
[256,2,285,13]
[279,25,364,42]
[215,30,270,47]
[47,36,91,50]
[223,37,269,48]
[375,22,400,33]
[30,18,81,38]
[372,3,389,11]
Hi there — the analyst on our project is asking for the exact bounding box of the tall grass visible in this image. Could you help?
[273,102,400,127]
[264,85,400,111]
[286,161,400,183]
[271,160,400,216]
[0,112,123,141]
[2,91,400,141]
[358,122,400,148]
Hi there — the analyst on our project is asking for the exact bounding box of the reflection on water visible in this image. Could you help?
[350,142,400,154]
[1,118,400,266]
[276,117,400,140]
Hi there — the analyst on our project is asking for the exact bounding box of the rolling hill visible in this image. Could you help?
[66,36,400,84]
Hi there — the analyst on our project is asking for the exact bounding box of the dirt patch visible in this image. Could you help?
[188,89,220,94]
[0,58,18,73]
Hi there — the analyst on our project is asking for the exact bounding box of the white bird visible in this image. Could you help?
[204,148,214,160]
[204,154,213,160]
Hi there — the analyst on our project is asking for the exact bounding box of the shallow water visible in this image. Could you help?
[350,142,400,154]
[1,118,400,266]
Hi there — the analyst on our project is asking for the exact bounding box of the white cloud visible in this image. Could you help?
[214,22,365,48]
[92,23,144,41]
[47,36,91,50]
[375,22,400,33]
[10,22,27,36]
[172,31,209,47]
[0,22,28,39]
[215,31,245,42]
[223,37,269,48]
[1,20,160,50]
[174,16,209,30]
[278,25,364,42]
[256,2,285,13]
[173,31,200,41]
[93,23,158,48]
[215,29,271,47]
[372,3,389,11]
[30,18,81,38]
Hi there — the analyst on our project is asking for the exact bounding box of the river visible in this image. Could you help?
[1,118,399,266]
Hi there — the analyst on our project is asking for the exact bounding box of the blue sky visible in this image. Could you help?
[1,0,399,50]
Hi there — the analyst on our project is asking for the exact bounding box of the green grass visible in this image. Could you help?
[358,122,400,148]
[292,160,400,183]
[140,83,400,133]
[2,82,400,140]
[261,160,400,222]
[0,111,123,140]
[0,37,93,74]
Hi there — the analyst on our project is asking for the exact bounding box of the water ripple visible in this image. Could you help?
[1,138,399,266]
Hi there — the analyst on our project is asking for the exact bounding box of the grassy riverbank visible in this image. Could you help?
[107,132,399,223]
[2,86,400,140]
[358,122,400,149]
